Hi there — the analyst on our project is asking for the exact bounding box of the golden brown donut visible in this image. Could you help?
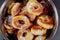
[19,9,36,21]
[4,16,13,29]
[26,0,44,16]
[17,30,34,40]
[35,36,46,40]
[11,2,22,16]
[4,24,14,34]
[37,15,53,29]
[25,13,36,21]
[4,23,14,34]
[4,21,14,34]
[8,2,15,14]
[31,25,47,35]
[6,29,14,34]
[4,24,13,29]
[12,15,32,29]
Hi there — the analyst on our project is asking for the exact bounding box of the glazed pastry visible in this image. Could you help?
[35,36,46,40]
[19,9,36,21]
[26,0,44,16]
[4,24,13,30]
[25,13,36,21]
[4,16,13,29]
[4,24,14,34]
[37,15,53,29]
[8,2,15,14]
[12,15,32,29]
[11,2,22,16]
[6,29,14,34]
[31,25,47,35]
[3,0,54,40]
[17,30,34,40]
[4,16,14,34]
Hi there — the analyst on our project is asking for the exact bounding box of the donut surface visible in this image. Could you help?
[37,15,53,29]
[12,15,31,29]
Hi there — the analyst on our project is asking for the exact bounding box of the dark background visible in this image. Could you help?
[0,0,60,40]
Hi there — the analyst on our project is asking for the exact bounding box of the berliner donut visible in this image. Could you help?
[17,30,33,40]
[31,25,47,35]
[26,0,44,16]
[12,15,32,29]
[37,15,53,29]
[11,2,22,16]
[35,36,46,40]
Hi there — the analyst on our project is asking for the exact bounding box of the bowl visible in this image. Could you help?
[0,0,59,40]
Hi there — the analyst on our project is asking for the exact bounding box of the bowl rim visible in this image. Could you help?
[0,0,59,40]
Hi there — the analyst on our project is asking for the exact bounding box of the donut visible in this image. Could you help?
[19,9,36,21]
[8,2,15,14]
[6,29,14,34]
[25,13,36,21]
[35,36,46,40]
[31,25,47,35]
[4,24,13,29]
[11,2,22,16]
[4,20,14,34]
[12,15,32,29]
[26,0,44,16]
[4,22,14,34]
[4,16,13,29]
[4,23,14,34]
[17,30,33,40]
[37,15,53,29]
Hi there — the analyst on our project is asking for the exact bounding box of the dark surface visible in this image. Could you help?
[0,0,60,40]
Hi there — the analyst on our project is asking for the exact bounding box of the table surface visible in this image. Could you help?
[0,0,60,40]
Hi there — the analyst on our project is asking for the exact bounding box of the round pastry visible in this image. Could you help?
[4,24,14,34]
[6,29,14,34]
[4,24,13,30]
[11,2,22,16]
[4,16,13,29]
[19,9,36,21]
[4,23,14,34]
[8,2,15,14]
[12,15,32,29]
[35,36,46,40]
[17,30,33,40]
[31,25,47,35]
[37,15,53,29]
[26,0,44,16]
[25,13,36,21]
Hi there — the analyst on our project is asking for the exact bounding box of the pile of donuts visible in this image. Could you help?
[3,0,54,40]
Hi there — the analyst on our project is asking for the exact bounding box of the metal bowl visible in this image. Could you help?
[0,0,59,40]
